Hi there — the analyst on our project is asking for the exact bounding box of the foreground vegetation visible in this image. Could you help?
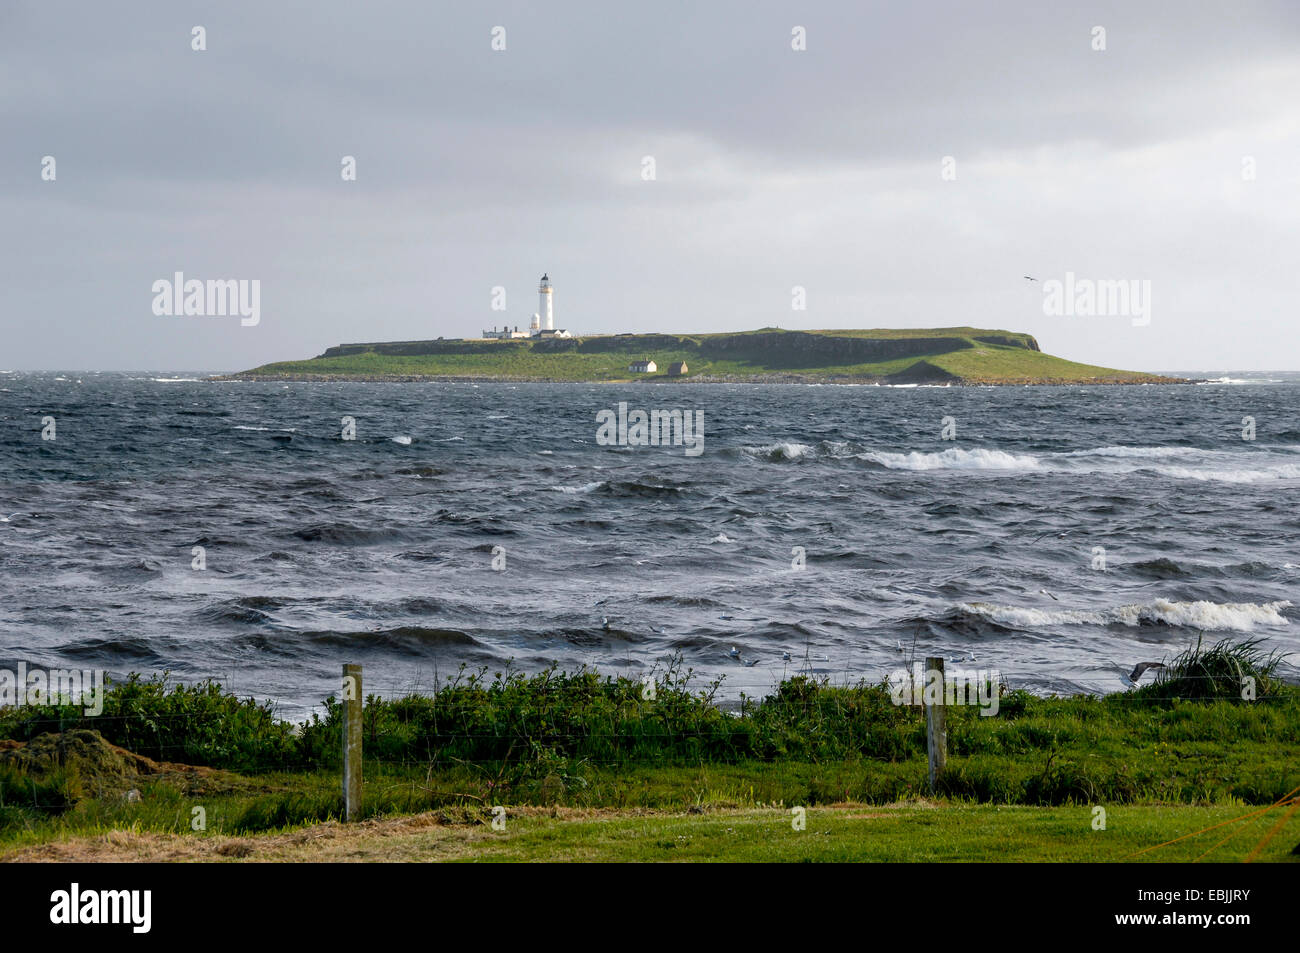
[8,804,1298,863]
[230,327,1180,385]
[0,640,1295,860]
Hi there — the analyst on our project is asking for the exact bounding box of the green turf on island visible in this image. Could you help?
[226,327,1184,385]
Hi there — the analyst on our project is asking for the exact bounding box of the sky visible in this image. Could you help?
[2,0,1298,372]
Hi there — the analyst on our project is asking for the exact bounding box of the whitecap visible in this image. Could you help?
[554,481,604,494]
[860,448,1040,471]
[745,442,815,461]
[961,598,1291,631]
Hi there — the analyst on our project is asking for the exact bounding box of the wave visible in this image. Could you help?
[94,559,164,582]
[1146,464,1300,483]
[959,598,1292,631]
[744,442,817,462]
[290,522,415,546]
[300,626,483,653]
[1062,445,1203,459]
[197,599,280,626]
[861,448,1041,471]
[554,480,604,494]
[739,439,1300,482]
[586,479,689,498]
[1196,377,1281,385]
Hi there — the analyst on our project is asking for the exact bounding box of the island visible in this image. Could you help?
[220,327,1186,385]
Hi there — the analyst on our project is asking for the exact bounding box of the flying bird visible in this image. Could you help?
[1128,661,1166,683]
[1039,588,1059,601]
[1024,276,1039,282]
[1109,659,1165,689]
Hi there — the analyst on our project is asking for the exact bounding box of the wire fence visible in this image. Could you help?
[3,661,1298,865]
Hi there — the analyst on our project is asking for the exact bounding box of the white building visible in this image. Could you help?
[628,359,657,373]
[481,325,531,340]
[484,273,571,340]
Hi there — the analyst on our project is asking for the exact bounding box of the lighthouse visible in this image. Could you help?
[482,272,570,339]
[539,273,554,331]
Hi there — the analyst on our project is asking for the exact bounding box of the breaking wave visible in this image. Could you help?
[959,599,1292,631]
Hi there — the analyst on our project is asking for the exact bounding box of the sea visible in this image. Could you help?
[2,372,1298,720]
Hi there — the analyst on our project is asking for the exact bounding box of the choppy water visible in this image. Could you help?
[2,372,1298,719]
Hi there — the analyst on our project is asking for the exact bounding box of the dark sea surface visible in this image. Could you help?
[2,372,1298,719]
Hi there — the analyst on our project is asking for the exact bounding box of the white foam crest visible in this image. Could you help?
[962,598,1292,631]
[1061,445,1206,459]
[860,448,1041,471]
[554,481,604,494]
[745,442,816,461]
[1151,463,1300,483]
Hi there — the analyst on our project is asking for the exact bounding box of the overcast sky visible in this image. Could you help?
[2,1,1298,372]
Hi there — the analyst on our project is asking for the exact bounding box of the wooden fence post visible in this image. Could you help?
[342,663,362,821]
[925,656,947,794]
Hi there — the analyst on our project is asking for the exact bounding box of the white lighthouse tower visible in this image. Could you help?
[539,273,554,331]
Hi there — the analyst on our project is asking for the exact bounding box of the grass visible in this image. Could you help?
[443,804,1300,863]
[1134,636,1287,701]
[233,327,1174,384]
[5,804,1298,863]
[0,641,1296,860]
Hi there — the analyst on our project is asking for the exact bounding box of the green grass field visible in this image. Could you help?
[450,804,1299,863]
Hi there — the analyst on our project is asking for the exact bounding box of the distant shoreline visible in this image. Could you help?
[223,327,1194,386]
[209,371,1195,386]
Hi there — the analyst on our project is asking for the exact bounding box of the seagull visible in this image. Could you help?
[1039,588,1059,601]
[1128,661,1165,683]
[1032,530,1070,542]
[781,652,792,662]
[896,639,906,653]
[1109,659,1165,688]
[728,646,741,659]
[1024,276,1039,282]
[0,513,18,523]
[601,616,612,632]
[742,658,759,668]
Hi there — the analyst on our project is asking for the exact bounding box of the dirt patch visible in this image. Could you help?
[0,805,678,863]
[0,730,236,797]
